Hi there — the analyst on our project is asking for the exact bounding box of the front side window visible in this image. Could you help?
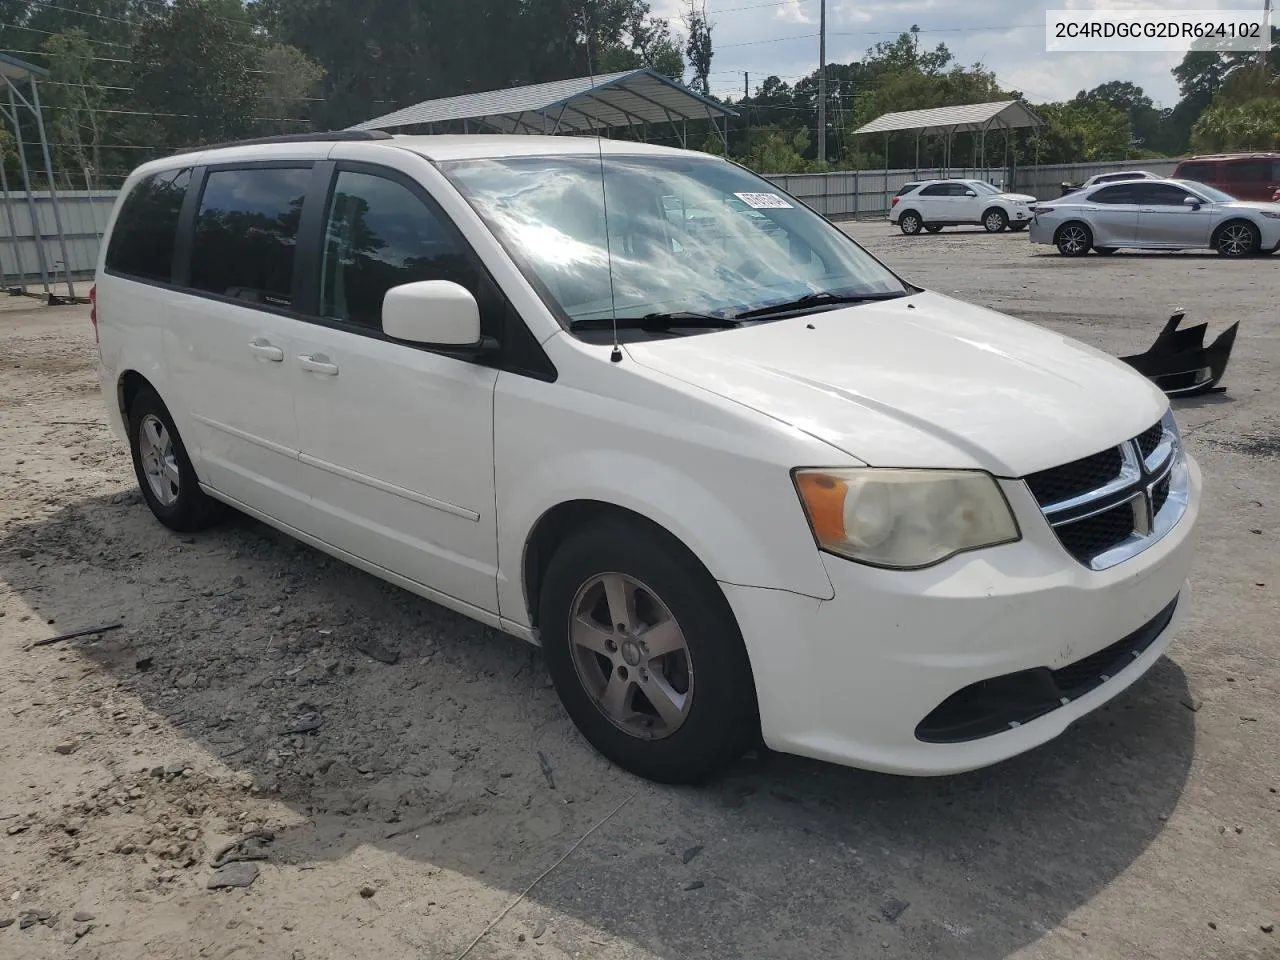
[105,167,191,282]
[1130,183,1194,206]
[189,166,310,307]
[441,153,908,331]
[319,170,476,330]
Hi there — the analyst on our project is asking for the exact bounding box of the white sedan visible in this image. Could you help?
[1030,178,1280,256]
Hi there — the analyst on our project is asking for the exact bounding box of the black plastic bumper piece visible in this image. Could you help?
[915,596,1179,744]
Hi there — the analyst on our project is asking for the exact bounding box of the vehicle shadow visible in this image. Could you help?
[0,493,1196,959]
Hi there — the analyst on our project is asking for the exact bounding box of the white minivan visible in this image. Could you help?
[94,132,1200,784]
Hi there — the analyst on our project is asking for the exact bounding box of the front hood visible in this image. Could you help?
[624,291,1168,477]
[1225,200,1280,213]
[1000,192,1037,204]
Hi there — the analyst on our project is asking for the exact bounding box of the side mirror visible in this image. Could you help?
[964,190,977,197]
[382,280,482,347]
[1183,196,1202,209]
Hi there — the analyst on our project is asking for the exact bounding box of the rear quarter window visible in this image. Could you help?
[894,183,920,197]
[104,168,191,283]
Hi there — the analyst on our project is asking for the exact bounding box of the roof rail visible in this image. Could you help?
[177,129,393,154]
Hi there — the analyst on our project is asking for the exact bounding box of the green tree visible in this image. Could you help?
[1192,98,1280,151]
[40,29,108,190]
[682,0,712,96]
[131,0,265,148]
[256,43,326,134]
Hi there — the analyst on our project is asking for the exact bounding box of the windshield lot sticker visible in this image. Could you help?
[734,192,793,209]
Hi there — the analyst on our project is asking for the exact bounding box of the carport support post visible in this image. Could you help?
[29,77,74,300]
[914,129,920,176]
[0,157,28,291]
[882,133,888,212]
[7,82,50,296]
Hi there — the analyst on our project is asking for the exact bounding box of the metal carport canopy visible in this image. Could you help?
[852,100,1042,137]
[350,67,737,136]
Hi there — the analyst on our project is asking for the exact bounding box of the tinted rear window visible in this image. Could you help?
[894,183,919,196]
[189,166,311,308]
[104,168,191,282]
[1176,161,1216,180]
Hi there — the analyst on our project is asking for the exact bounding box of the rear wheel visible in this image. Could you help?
[538,519,758,784]
[127,385,225,532]
[1054,222,1092,256]
[983,208,1008,233]
[1215,219,1258,257]
[898,210,922,235]
[924,224,943,233]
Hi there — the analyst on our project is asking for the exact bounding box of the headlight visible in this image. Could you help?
[793,468,1020,569]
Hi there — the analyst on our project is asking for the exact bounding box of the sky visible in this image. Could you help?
[653,0,1265,107]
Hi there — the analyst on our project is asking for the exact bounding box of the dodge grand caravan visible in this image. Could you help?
[94,132,1201,784]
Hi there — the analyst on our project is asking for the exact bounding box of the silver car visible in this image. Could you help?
[1029,178,1280,257]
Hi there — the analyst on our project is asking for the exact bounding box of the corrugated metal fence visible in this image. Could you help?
[0,159,1187,286]
[764,158,1185,219]
[0,190,115,289]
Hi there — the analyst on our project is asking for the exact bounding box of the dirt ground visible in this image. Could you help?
[0,224,1276,960]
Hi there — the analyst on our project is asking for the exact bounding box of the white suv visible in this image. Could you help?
[891,179,1039,234]
[93,132,1200,783]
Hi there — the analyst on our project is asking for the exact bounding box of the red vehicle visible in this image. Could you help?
[1172,153,1280,201]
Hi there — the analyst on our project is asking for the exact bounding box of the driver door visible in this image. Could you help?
[952,182,983,222]
[1133,182,1215,247]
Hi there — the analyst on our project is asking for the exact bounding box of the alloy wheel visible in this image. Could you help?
[138,414,180,506]
[567,572,694,740]
[1219,223,1254,256]
[1057,225,1089,255]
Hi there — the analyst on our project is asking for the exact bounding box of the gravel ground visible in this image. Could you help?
[0,223,1276,960]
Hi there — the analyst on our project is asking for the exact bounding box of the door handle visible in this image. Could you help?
[248,340,284,362]
[298,354,339,376]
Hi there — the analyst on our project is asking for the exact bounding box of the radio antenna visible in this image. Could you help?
[581,5,622,362]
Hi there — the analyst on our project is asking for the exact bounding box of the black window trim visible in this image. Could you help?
[295,159,556,381]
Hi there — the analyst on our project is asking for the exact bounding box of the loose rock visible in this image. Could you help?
[54,741,77,755]
[532,921,547,939]
[72,911,95,923]
[0,918,13,928]
[1262,923,1274,934]
[880,898,910,923]
[682,845,704,864]
[207,862,260,890]
[359,885,377,899]
[684,881,705,891]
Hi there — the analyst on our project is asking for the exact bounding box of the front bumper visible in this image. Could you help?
[723,456,1201,776]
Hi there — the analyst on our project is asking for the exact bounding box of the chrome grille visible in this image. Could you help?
[1026,413,1186,571]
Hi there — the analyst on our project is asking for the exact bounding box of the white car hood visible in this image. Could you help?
[999,192,1037,204]
[624,291,1168,477]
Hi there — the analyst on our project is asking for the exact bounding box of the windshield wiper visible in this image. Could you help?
[732,290,908,320]
[569,311,744,331]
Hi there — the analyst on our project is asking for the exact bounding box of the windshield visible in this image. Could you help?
[1174,180,1234,203]
[969,181,1002,195]
[441,153,908,329]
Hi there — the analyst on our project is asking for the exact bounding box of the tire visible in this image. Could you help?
[982,208,1008,233]
[1055,221,1092,256]
[924,224,943,233]
[538,519,758,784]
[1094,246,1117,256]
[1214,219,1259,257]
[1008,222,1028,232]
[127,385,225,532]
[898,210,922,235]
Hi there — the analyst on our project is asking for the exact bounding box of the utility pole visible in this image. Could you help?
[817,0,827,163]
[744,71,749,100]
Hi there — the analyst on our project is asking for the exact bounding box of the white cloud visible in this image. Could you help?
[699,0,1244,105]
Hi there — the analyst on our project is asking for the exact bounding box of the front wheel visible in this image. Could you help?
[983,208,1008,232]
[539,520,758,784]
[898,211,922,235]
[1055,222,1093,256]
[1215,220,1259,257]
